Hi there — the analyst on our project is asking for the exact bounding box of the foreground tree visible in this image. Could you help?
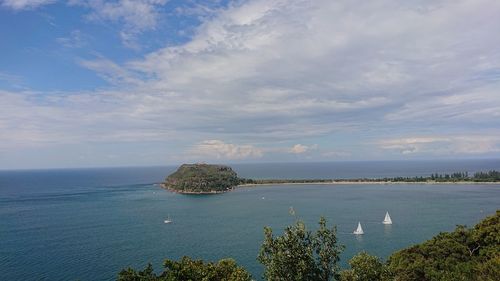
[118,257,251,281]
[119,263,157,281]
[339,252,390,281]
[258,217,344,281]
[387,210,499,281]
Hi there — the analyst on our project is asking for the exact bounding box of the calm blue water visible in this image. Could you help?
[1,160,499,280]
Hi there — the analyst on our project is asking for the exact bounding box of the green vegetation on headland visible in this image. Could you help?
[119,210,499,281]
[162,164,240,194]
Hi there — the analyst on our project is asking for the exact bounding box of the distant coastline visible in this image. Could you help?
[237,170,500,186]
[238,180,500,187]
[159,180,500,195]
[162,164,500,194]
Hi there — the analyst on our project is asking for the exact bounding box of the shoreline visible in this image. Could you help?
[238,181,500,186]
[159,183,233,194]
[158,180,500,195]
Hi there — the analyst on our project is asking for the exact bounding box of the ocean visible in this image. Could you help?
[1,159,499,280]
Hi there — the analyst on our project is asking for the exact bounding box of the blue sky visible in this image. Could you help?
[1,0,500,169]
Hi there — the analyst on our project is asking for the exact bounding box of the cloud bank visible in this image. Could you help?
[290,144,318,154]
[190,140,263,160]
[1,0,500,166]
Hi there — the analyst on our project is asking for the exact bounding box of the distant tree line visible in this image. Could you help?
[239,178,335,184]
[118,211,499,281]
[472,170,500,181]
[239,170,500,184]
[386,170,500,182]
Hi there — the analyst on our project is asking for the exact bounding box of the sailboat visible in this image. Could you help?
[353,222,364,235]
[382,212,392,225]
[164,215,172,224]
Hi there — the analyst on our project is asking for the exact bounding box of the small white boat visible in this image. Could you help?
[164,215,172,224]
[382,211,392,225]
[353,222,364,235]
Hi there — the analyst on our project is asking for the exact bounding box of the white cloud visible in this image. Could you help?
[380,137,449,154]
[0,71,25,89]
[79,57,144,86]
[123,0,500,136]
[69,0,168,47]
[56,30,88,48]
[380,135,500,155]
[290,144,317,154]
[2,0,168,47]
[1,0,54,10]
[385,83,500,123]
[190,140,263,160]
[450,136,500,154]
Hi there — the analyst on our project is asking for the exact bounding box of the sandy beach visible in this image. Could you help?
[237,181,500,187]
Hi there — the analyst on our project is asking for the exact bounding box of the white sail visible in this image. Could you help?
[164,214,172,224]
[382,212,392,225]
[353,222,364,235]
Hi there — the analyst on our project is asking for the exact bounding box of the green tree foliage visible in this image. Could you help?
[339,252,390,281]
[475,256,500,281]
[164,164,240,193]
[257,217,344,281]
[118,257,251,281]
[387,210,500,281]
[119,263,157,281]
[473,171,500,182]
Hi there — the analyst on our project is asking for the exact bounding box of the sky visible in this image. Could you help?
[0,0,499,169]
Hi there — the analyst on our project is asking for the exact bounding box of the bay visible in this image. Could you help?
[1,159,499,280]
